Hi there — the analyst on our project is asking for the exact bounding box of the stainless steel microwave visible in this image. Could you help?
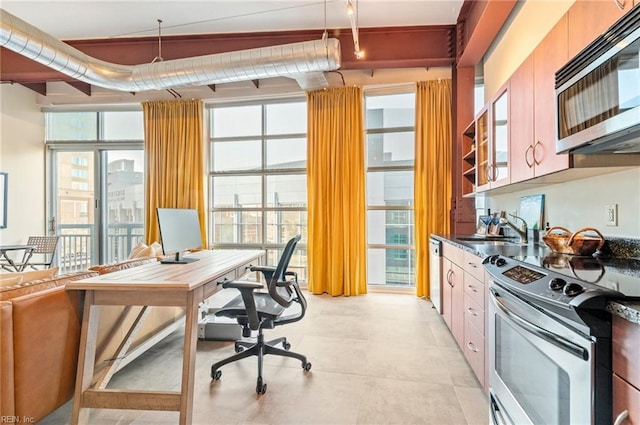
[555,6,640,154]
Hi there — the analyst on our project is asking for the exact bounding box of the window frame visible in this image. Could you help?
[208,98,308,280]
[364,90,416,288]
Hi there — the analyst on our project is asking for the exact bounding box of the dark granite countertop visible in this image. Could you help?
[432,234,640,324]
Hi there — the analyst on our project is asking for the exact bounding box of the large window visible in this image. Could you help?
[365,92,416,287]
[209,100,308,281]
[46,110,144,272]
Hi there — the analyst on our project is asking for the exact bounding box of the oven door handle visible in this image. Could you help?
[490,288,589,361]
[490,394,508,425]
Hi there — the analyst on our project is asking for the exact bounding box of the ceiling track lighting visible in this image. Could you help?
[346,0,364,59]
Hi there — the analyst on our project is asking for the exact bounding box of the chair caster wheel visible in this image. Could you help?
[211,369,222,380]
[256,378,267,394]
[283,341,291,350]
[303,361,312,372]
[234,345,244,353]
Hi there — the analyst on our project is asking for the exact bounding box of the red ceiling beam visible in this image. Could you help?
[0,26,455,86]
[456,0,517,66]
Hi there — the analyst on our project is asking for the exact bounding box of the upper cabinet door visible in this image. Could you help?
[475,107,491,192]
[509,55,535,184]
[490,87,510,188]
[567,0,632,58]
[533,15,570,177]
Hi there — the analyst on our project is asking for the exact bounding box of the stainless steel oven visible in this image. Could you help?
[489,281,595,424]
[484,255,617,425]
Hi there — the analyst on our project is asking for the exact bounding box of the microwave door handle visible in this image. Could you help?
[490,288,589,360]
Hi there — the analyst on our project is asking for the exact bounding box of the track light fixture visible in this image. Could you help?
[346,0,364,59]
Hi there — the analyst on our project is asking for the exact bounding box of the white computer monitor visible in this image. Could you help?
[156,208,203,264]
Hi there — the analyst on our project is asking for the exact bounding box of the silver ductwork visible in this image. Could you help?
[0,8,341,91]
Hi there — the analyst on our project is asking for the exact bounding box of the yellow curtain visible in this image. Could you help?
[414,80,452,298]
[142,99,206,246]
[306,87,367,296]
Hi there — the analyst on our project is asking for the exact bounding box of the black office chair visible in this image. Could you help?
[210,234,311,394]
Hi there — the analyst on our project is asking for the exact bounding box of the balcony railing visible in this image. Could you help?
[57,223,144,273]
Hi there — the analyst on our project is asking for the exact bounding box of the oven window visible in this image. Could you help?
[496,317,570,424]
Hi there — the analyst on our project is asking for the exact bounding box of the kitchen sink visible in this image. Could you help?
[454,235,527,248]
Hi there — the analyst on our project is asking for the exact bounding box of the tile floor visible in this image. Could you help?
[41,292,488,425]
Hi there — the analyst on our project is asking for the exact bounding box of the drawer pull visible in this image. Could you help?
[613,410,629,425]
[467,262,478,268]
[467,307,478,316]
[467,341,479,353]
[467,284,477,292]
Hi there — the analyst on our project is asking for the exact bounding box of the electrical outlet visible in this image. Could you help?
[606,204,618,226]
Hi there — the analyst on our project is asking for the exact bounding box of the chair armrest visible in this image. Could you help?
[221,279,263,330]
[250,265,275,273]
[221,280,263,290]
[249,265,276,281]
[277,271,298,287]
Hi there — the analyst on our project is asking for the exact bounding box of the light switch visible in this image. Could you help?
[605,204,617,226]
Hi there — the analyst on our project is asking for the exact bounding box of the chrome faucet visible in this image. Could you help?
[499,212,528,244]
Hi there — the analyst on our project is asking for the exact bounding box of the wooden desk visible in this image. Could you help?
[67,249,264,425]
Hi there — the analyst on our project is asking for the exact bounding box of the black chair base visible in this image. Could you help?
[211,329,311,394]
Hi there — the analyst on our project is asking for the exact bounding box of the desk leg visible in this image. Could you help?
[72,291,100,425]
[179,292,199,425]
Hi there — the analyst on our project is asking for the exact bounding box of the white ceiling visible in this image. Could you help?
[1,1,461,105]
[1,0,463,40]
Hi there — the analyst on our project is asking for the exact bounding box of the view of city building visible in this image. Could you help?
[46,93,416,286]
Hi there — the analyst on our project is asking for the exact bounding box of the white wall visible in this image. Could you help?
[483,0,574,101]
[0,84,46,245]
[483,168,640,238]
[477,1,640,239]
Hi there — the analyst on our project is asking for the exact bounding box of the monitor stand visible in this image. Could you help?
[160,251,200,264]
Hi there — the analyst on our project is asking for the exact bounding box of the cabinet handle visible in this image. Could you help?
[467,341,479,353]
[533,141,542,165]
[467,284,478,292]
[446,269,453,286]
[613,409,629,425]
[467,307,478,316]
[525,145,534,168]
[614,0,626,11]
[485,165,492,183]
[467,262,478,269]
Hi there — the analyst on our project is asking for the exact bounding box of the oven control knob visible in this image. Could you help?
[563,282,585,297]
[549,277,566,291]
[495,258,507,267]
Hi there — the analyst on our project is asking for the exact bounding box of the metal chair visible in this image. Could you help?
[19,236,60,270]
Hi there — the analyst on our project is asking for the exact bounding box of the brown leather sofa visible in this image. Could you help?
[0,270,98,422]
[0,256,185,422]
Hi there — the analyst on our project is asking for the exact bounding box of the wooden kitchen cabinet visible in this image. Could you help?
[613,315,640,424]
[475,106,491,192]
[463,259,486,390]
[490,87,510,188]
[442,252,464,348]
[510,32,569,183]
[442,243,465,348]
[509,54,536,183]
[472,85,510,192]
[567,0,631,58]
[441,241,488,390]
[532,15,570,177]
[613,374,640,425]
